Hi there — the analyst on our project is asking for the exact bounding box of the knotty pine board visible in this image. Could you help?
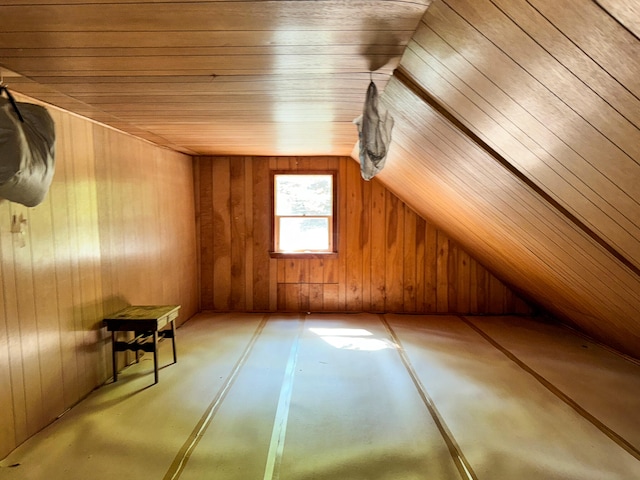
[195,156,531,316]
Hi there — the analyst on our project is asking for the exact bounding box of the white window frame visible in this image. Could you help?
[271,171,338,257]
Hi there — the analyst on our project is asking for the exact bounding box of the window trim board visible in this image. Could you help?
[269,169,338,257]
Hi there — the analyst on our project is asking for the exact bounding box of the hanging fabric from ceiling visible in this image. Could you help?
[0,86,56,207]
[353,80,394,181]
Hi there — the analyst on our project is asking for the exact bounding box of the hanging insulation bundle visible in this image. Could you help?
[353,80,394,181]
[0,86,56,207]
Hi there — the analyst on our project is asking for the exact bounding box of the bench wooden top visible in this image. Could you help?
[103,305,180,331]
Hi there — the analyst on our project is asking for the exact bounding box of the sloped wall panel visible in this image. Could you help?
[370,76,640,358]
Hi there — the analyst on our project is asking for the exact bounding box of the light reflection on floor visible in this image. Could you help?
[309,327,395,351]
[1,313,639,480]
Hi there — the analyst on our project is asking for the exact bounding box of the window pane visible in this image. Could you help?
[275,174,332,216]
[279,217,329,251]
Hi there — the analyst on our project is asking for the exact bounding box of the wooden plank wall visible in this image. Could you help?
[377,0,640,357]
[0,96,199,459]
[375,76,640,358]
[195,156,532,315]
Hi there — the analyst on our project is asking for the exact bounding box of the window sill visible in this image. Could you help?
[269,251,338,259]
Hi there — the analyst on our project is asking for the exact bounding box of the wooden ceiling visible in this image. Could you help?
[1,0,640,356]
[370,0,640,356]
[0,0,432,155]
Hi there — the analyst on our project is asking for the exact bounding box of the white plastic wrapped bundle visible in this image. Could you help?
[0,87,56,207]
[353,81,394,181]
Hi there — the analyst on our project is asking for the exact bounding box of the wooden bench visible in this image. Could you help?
[103,305,180,385]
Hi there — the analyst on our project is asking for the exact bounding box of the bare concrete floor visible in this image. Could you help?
[1,313,639,479]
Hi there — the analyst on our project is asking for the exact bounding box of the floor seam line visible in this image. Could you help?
[459,315,640,462]
[379,314,478,480]
[162,313,271,480]
[262,313,305,480]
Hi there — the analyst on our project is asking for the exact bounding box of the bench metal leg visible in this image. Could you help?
[153,331,159,384]
[110,325,176,385]
[171,320,177,364]
[112,331,118,382]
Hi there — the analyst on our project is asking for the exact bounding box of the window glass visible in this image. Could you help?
[275,175,332,216]
[274,173,334,254]
[278,217,329,251]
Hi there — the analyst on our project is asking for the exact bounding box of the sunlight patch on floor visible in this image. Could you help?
[309,327,395,351]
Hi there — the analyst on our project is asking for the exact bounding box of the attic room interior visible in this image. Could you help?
[0,0,639,478]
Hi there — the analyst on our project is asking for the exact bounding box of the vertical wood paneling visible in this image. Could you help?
[308,258,324,284]
[336,157,348,311]
[72,117,100,392]
[424,221,438,312]
[192,157,202,312]
[436,232,449,312]
[309,283,323,311]
[252,157,270,311]
[457,248,471,314]
[0,203,28,449]
[476,259,489,313]
[243,157,254,311]
[0,202,17,452]
[29,193,65,425]
[198,158,214,310]
[469,257,479,314]
[49,121,80,408]
[370,180,387,312]
[385,192,404,311]
[0,94,199,459]
[212,158,231,310]
[97,129,130,368]
[299,283,310,312]
[447,242,458,312]
[345,157,363,311]
[414,215,426,312]
[230,159,246,310]
[197,156,531,317]
[361,179,372,310]
[489,273,506,314]
[14,206,44,438]
[403,208,418,313]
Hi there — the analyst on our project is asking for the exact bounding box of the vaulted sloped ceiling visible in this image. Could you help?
[373,0,640,356]
[1,0,639,356]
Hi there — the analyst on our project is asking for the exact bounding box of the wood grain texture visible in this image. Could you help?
[403,0,640,270]
[0,93,199,459]
[374,76,640,357]
[0,1,430,156]
[195,156,531,316]
[2,0,638,460]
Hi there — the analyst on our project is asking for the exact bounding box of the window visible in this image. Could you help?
[272,171,337,256]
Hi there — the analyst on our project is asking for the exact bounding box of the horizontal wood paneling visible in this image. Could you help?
[0,0,430,156]
[0,31,409,49]
[374,76,640,358]
[0,2,427,32]
[195,156,532,316]
[0,94,199,459]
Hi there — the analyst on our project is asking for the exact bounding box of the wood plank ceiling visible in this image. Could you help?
[1,0,639,357]
[371,0,640,356]
[0,0,432,155]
